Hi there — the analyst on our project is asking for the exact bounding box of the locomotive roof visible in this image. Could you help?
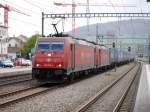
[98,45,108,49]
[38,37,70,41]
[38,37,108,49]
[72,38,95,47]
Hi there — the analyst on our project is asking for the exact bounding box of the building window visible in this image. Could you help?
[9,44,11,47]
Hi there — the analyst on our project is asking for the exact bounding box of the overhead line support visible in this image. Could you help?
[44,13,150,18]
[42,12,44,37]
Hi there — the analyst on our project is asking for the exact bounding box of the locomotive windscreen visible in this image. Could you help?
[37,42,49,51]
[50,42,64,51]
[37,41,64,51]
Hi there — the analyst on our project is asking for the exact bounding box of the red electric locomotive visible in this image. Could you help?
[32,37,98,82]
[32,21,133,83]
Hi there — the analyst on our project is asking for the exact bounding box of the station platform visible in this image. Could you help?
[134,64,150,112]
[0,67,32,78]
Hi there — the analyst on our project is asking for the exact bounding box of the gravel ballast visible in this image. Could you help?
[0,80,39,95]
[0,63,134,112]
[86,63,139,112]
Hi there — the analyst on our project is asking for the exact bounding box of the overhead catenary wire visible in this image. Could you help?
[23,0,51,13]
[3,0,40,16]
[107,0,118,46]
[130,17,136,36]
[7,15,52,35]
[26,0,52,9]
[117,0,130,36]
[108,0,117,13]
[0,13,42,29]
[7,16,41,28]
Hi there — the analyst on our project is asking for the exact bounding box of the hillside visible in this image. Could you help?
[69,19,150,41]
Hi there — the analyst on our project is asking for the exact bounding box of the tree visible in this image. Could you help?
[21,34,40,58]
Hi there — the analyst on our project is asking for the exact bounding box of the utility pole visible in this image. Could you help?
[96,23,99,44]
[149,35,150,64]
[42,12,44,37]
[72,0,75,36]
[86,0,90,35]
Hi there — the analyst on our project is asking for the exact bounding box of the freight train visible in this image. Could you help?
[32,36,134,83]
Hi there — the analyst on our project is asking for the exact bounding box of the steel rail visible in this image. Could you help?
[0,83,40,98]
[113,63,141,112]
[73,63,137,112]
[0,85,59,108]
[0,74,32,87]
[0,78,32,87]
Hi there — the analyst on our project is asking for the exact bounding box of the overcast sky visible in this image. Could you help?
[0,0,150,37]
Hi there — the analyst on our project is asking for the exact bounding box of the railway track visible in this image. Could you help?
[0,63,137,110]
[118,63,142,112]
[0,80,40,97]
[0,73,32,86]
[73,62,141,112]
[0,83,60,108]
[0,75,86,109]
[112,64,141,112]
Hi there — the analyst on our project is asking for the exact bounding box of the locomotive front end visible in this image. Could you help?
[32,38,67,83]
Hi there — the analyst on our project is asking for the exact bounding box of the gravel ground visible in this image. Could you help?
[86,63,139,112]
[0,63,134,112]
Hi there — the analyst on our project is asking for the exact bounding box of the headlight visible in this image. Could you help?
[48,53,51,57]
[36,64,40,67]
[58,64,62,67]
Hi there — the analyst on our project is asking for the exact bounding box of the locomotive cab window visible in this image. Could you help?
[50,42,64,51]
[37,42,49,51]
[37,41,64,51]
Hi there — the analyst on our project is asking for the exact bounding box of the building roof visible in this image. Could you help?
[7,37,20,43]
[18,34,28,40]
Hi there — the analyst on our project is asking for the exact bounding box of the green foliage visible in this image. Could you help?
[21,34,40,58]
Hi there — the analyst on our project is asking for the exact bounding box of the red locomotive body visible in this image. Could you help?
[95,45,110,69]
[32,37,98,82]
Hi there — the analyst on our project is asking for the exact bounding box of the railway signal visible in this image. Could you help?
[128,46,131,52]
[112,42,115,48]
